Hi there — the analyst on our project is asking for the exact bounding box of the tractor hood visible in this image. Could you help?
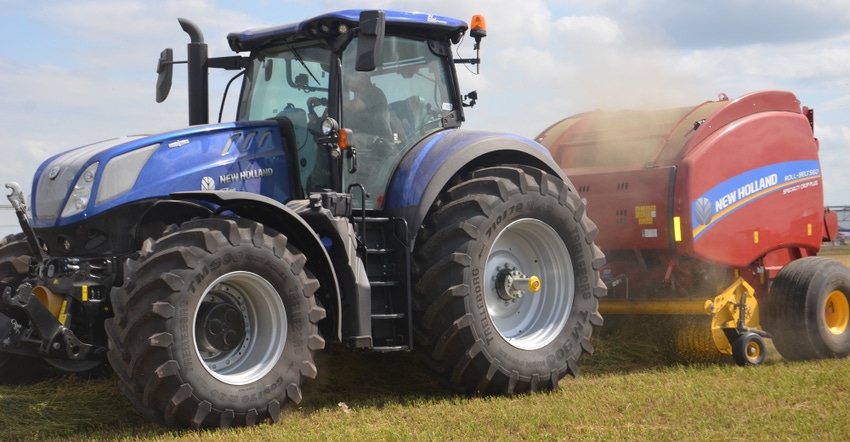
[31,120,292,228]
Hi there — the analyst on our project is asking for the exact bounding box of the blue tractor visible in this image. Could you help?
[0,10,605,429]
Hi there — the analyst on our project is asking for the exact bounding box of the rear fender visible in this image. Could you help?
[386,129,573,247]
[170,191,342,341]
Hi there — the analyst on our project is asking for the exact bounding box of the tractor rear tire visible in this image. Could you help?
[763,256,850,360]
[413,166,605,394]
[105,218,325,429]
[0,233,55,383]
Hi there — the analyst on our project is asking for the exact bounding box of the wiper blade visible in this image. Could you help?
[284,41,320,90]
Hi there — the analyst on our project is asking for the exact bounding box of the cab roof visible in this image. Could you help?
[227,9,469,53]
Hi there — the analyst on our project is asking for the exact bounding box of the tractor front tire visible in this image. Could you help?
[105,218,325,429]
[763,256,850,360]
[413,166,605,394]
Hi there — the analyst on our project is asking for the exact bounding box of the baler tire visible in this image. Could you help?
[412,166,605,395]
[105,217,325,429]
[731,332,766,366]
[763,256,850,361]
[0,233,54,383]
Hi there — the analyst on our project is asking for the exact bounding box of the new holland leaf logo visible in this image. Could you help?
[201,176,215,191]
[695,197,712,226]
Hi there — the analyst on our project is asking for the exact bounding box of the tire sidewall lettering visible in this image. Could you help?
[485,202,526,239]
[471,267,494,346]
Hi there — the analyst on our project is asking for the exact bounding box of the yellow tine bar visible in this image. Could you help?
[599,299,708,316]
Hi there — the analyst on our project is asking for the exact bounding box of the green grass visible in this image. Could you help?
[2,337,849,441]
[817,244,850,255]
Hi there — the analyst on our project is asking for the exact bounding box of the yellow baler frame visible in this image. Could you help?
[599,277,763,356]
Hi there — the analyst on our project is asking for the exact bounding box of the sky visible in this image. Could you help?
[2,0,850,237]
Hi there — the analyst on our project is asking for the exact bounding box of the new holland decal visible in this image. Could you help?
[199,168,275,191]
[219,167,274,185]
[691,160,820,241]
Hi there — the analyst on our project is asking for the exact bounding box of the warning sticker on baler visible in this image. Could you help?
[690,160,821,241]
[635,205,656,225]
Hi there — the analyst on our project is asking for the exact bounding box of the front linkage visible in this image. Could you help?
[1,183,113,370]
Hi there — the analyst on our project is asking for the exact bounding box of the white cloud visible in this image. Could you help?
[813,123,850,205]
[681,34,850,89]
[554,15,621,47]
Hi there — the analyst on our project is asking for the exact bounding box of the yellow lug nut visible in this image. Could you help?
[528,276,541,293]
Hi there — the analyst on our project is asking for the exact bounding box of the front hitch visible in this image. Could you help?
[5,182,44,261]
[2,283,104,361]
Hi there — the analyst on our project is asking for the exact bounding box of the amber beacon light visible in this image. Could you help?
[471,14,486,39]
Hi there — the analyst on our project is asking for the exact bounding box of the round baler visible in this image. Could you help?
[536,90,850,365]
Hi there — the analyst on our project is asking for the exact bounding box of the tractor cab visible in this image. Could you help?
[234,30,459,208]
[157,10,479,209]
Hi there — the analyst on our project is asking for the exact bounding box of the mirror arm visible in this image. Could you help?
[208,56,250,71]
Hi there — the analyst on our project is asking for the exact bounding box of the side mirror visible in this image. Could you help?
[355,10,385,72]
[156,48,174,103]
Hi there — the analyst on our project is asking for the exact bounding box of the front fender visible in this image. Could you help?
[170,190,342,341]
[386,129,573,246]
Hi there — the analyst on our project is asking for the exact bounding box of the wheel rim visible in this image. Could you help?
[825,290,849,335]
[745,339,762,362]
[484,219,574,350]
[194,271,286,385]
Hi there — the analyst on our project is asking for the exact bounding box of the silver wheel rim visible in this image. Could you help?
[194,271,286,385]
[484,219,574,350]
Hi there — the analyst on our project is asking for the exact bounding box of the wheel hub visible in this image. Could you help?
[496,267,541,300]
[197,303,247,353]
[745,341,761,359]
[825,290,849,335]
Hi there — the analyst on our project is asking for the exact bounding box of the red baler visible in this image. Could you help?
[538,91,849,365]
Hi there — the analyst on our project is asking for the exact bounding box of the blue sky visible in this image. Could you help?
[2,0,850,236]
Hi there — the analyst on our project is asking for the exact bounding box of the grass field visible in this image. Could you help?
[2,249,850,441]
[813,244,850,263]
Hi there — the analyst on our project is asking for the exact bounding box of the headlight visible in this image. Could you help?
[321,117,339,136]
[60,162,99,218]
